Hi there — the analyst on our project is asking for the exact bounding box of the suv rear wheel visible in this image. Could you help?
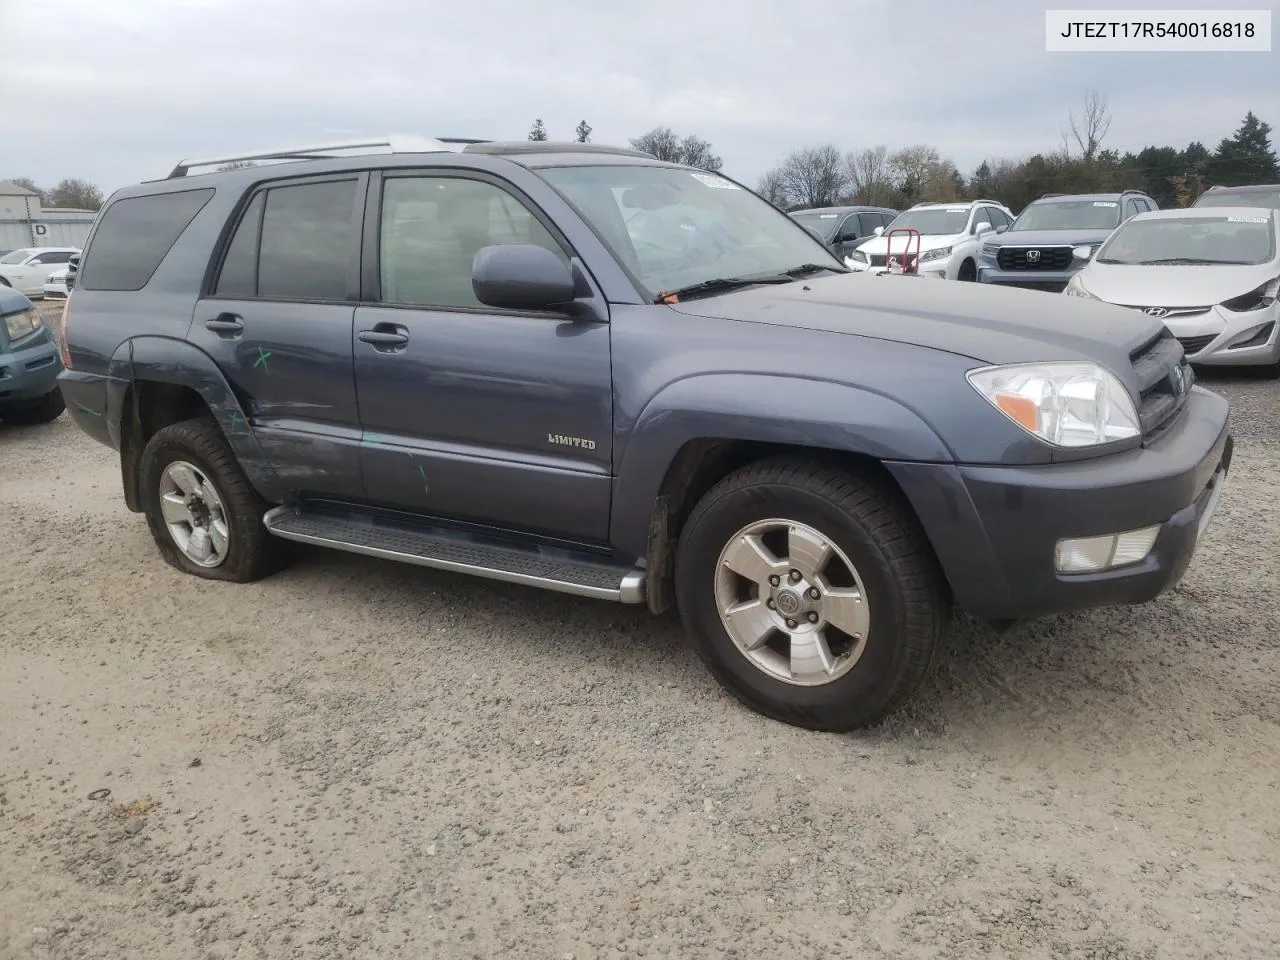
[139,418,288,582]
[674,458,950,731]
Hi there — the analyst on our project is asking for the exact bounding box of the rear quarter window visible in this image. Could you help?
[78,188,215,291]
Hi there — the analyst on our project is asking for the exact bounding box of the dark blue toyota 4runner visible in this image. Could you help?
[57,137,1232,731]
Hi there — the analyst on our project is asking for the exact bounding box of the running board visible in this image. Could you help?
[263,506,646,603]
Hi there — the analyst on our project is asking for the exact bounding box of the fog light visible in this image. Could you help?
[1055,525,1161,573]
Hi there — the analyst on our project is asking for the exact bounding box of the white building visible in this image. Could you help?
[0,181,98,252]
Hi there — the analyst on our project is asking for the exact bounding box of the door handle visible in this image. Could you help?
[357,324,410,350]
[205,313,244,335]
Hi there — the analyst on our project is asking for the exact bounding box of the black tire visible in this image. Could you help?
[1,387,65,425]
[957,259,977,282]
[139,417,289,583]
[674,458,951,732]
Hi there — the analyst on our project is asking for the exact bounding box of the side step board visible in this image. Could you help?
[263,506,646,604]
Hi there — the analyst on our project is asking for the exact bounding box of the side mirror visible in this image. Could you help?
[873,225,884,236]
[1072,245,1094,261]
[472,244,576,311]
[995,224,1008,234]
[974,221,993,236]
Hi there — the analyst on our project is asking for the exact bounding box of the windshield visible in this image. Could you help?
[0,249,34,264]
[1096,215,1275,265]
[1012,199,1120,231]
[789,211,843,240]
[883,208,970,235]
[1193,188,1280,210]
[536,165,842,296]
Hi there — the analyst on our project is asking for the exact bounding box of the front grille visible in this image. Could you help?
[868,253,918,268]
[1176,334,1216,356]
[996,246,1073,271]
[1130,329,1193,441]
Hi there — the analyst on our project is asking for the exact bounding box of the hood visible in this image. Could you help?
[667,271,1164,369]
[855,233,958,254]
[1079,261,1280,308]
[984,228,1115,249]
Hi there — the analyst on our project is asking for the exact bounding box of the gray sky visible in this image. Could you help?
[4,0,1278,196]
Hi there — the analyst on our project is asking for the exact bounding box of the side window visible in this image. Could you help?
[36,251,71,264]
[1123,199,1138,220]
[79,189,215,291]
[857,213,882,237]
[972,208,993,232]
[879,213,895,229]
[215,192,265,298]
[257,180,357,301]
[835,215,860,240]
[379,176,567,309]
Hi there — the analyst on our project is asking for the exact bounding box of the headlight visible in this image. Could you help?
[850,250,869,264]
[1063,274,1097,299]
[1072,245,1096,261]
[967,361,1141,447]
[981,243,998,257]
[1220,278,1278,312]
[919,245,952,263]
[3,308,38,341]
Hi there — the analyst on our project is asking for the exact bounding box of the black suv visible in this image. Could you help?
[58,136,1232,731]
[789,205,898,261]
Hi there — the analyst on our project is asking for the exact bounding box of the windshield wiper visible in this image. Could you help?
[655,274,794,303]
[783,262,848,277]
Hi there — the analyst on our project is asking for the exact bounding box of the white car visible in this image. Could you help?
[1065,206,1279,371]
[0,247,80,298]
[42,266,70,299]
[845,200,1016,281]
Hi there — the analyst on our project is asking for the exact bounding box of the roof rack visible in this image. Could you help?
[1119,188,1147,196]
[1037,192,1067,200]
[461,141,655,159]
[166,135,462,178]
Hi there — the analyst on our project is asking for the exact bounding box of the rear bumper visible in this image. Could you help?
[57,369,124,448]
[887,386,1232,620]
[0,328,62,404]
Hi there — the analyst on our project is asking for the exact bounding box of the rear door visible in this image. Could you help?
[190,174,366,500]
[351,169,614,544]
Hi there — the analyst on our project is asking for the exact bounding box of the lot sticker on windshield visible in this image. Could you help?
[1093,201,1118,207]
[819,213,839,218]
[1227,216,1268,223]
[691,173,740,189]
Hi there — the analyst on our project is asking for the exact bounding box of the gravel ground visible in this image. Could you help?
[2,365,1278,960]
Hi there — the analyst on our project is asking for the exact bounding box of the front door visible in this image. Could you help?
[353,170,613,545]
[190,174,366,500]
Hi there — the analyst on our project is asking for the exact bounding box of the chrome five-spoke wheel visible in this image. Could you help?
[158,460,230,568]
[714,518,870,686]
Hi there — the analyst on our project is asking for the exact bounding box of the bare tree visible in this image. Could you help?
[756,169,789,208]
[1067,89,1112,163]
[47,178,104,210]
[845,146,895,205]
[779,145,847,209]
[575,120,592,143]
[528,118,548,142]
[5,177,47,203]
[629,127,722,171]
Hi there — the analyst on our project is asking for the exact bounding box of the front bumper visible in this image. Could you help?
[1160,302,1280,368]
[0,326,62,404]
[846,256,950,279]
[887,386,1232,620]
[977,264,1076,292]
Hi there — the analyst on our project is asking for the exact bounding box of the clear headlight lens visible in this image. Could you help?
[967,361,1141,447]
[1220,278,1279,312]
[920,245,952,263]
[1072,244,1096,261]
[3,307,38,341]
[1063,274,1097,299]
[850,250,869,264]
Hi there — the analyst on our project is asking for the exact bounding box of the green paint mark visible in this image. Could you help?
[417,464,426,480]
[75,401,103,417]
[365,433,382,444]
[417,463,429,495]
[228,410,246,431]
[253,347,272,371]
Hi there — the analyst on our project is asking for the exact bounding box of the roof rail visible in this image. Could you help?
[461,141,655,159]
[166,135,458,178]
[1037,192,1067,200]
[970,198,1005,206]
[1119,188,1147,196]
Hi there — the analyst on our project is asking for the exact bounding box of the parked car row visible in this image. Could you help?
[0,246,80,298]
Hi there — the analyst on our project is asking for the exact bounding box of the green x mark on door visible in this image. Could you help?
[254,347,272,371]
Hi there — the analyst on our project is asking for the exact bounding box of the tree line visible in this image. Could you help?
[4,177,104,211]
[753,94,1279,212]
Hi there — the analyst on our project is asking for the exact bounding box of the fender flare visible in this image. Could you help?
[609,372,955,555]
[109,335,282,501]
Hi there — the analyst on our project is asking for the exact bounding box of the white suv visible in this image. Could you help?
[846,200,1016,280]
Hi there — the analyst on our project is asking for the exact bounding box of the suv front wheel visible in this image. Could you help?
[674,458,950,731]
[139,418,288,582]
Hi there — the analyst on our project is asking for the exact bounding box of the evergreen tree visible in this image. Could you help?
[575,121,592,143]
[528,118,548,142]
[1209,112,1279,185]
